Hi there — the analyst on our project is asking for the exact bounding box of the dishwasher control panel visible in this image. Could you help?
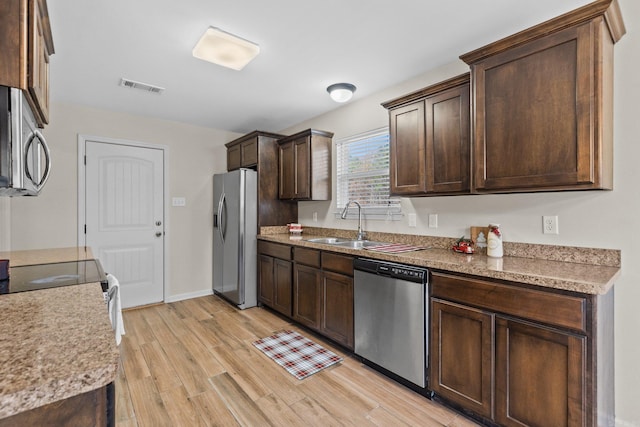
[354,258,428,284]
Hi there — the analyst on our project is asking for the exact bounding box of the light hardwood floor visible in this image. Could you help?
[116,295,480,426]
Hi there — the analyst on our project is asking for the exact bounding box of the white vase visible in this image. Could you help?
[487,223,503,258]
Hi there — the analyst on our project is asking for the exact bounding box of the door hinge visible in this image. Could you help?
[84,224,87,234]
[84,155,86,165]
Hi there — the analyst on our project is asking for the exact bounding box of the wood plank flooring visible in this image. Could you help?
[116,295,480,426]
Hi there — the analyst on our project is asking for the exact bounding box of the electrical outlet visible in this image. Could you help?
[543,215,559,234]
[428,214,438,228]
[313,212,318,222]
[408,213,417,227]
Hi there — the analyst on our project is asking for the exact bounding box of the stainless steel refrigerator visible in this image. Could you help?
[213,168,257,309]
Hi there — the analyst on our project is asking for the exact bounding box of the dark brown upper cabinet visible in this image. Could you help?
[460,0,625,193]
[0,0,55,127]
[224,131,297,230]
[278,129,333,201]
[383,74,471,196]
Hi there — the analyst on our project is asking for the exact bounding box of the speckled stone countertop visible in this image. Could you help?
[259,227,620,295]
[0,247,94,267]
[0,248,118,419]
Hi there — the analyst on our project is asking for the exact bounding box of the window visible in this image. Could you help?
[335,127,401,219]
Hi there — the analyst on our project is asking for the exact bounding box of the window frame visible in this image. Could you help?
[334,127,402,221]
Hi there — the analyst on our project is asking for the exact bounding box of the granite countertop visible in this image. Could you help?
[0,247,94,267]
[259,229,621,295]
[0,248,119,420]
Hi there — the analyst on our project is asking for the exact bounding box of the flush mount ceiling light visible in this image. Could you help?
[327,83,356,103]
[192,27,260,71]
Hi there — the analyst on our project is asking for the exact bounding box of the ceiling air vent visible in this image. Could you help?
[119,78,165,94]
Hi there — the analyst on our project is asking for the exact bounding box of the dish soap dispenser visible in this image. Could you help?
[487,223,503,258]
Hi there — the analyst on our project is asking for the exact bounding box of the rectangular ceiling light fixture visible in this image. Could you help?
[192,27,260,71]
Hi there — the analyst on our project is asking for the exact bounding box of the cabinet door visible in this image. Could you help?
[28,0,51,125]
[431,299,494,419]
[227,144,241,171]
[472,22,599,192]
[425,83,470,194]
[258,254,275,307]
[272,259,292,317]
[389,101,427,195]
[293,136,310,199]
[495,317,586,427]
[278,141,295,199]
[321,271,354,349]
[241,138,258,168]
[292,264,321,330]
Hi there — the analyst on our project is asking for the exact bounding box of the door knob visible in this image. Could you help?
[156,221,162,226]
[155,232,162,237]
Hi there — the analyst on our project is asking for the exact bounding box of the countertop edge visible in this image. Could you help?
[258,234,619,295]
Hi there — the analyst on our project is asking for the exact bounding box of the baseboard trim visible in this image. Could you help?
[165,288,213,303]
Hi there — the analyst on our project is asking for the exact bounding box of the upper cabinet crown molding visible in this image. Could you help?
[460,0,625,64]
[381,73,470,110]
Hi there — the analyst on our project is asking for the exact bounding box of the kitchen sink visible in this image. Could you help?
[305,237,388,249]
[305,237,351,244]
[330,240,388,249]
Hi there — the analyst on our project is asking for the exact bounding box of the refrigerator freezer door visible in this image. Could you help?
[221,170,242,303]
[212,169,258,309]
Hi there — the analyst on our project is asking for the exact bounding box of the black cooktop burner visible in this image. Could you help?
[0,260,107,295]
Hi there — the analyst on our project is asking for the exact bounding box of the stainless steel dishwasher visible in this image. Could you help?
[353,258,429,389]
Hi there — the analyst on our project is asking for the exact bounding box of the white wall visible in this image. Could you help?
[9,102,240,298]
[0,198,10,251]
[282,1,640,424]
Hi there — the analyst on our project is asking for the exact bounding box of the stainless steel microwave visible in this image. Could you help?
[0,85,51,196]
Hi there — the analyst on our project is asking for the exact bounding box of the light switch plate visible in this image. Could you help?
[408,213,417,227]
[172,197,186,207]
[428,214,438,228]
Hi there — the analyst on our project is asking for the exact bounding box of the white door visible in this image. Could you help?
[84,140,165,308]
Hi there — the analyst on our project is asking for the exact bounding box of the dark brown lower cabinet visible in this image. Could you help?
[431,299,493,419]
[495,317,586,427]
[0,384,111,427]
[293,263,322,330]
[321,271,354,348]
[259,255,292,317]
[431,271,612,427]
[258,241,293,317]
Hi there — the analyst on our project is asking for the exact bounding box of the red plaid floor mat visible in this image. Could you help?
[252,330,343,380]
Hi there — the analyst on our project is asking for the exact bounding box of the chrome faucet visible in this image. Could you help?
[341,200,367,241]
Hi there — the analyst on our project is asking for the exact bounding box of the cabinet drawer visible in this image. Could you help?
[258,241,291,260]
[321,252,354,276]
[431,272,587,332]
[294,247,321,268]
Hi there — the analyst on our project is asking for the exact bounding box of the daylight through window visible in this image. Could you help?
[335,128,401,218]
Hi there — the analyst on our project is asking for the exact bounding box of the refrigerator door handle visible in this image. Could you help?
[217,192,226,244]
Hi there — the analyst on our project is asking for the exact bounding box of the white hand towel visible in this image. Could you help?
[107,273,126,345]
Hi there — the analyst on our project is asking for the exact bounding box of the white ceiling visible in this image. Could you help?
[48,0,592,134]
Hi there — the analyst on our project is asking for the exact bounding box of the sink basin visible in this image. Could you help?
[330,240,388,249]
[305,237,391,249]
[305,237,350,244]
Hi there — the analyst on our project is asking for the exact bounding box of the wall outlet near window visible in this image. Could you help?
[428,214,438,228]
[543,215,559,234]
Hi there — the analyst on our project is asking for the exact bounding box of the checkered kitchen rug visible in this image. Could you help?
[252,330,343,380]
